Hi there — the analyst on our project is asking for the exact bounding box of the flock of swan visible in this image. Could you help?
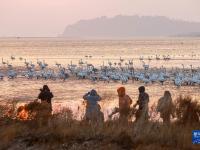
[1,55,200,87]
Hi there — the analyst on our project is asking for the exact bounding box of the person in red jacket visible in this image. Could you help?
[117,87,132,122]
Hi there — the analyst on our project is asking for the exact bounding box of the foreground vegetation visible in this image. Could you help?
[0,96,200,150]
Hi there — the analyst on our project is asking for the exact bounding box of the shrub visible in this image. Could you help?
[175,96,200,124]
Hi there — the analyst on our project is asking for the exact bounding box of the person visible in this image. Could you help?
[117,87,132,122]
[38,85,54,113]
[157,91,175,124]
[134,86,149,123]
[83,89,104,123]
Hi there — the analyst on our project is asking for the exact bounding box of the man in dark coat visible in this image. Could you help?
[38,85,54,112]
[134,86,149,122]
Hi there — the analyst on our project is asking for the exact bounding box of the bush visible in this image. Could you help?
[0,96,200,149]
[175,96,200,124]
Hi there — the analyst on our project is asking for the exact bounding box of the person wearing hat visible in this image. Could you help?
[83,89,103,123]
[117,87,132,122]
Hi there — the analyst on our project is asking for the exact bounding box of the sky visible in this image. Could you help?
[0,0,200,37]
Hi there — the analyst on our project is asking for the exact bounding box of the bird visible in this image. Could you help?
[55,62,61,68]
[2,58,7,65]
[0,72,4,80]
[19,57,23,61]
[120,57,124,62]
[174,76,182,87]
[99,74,110,83]
[79,59,84,65]
[158,73,166,85]
[7,61,13,69]
[142,61,149,70]
[43,60,48,67]
[7,70,17,79]
[37,59,42,65]
[120,75,128,84]
[148,56,152,61]
[108,61,112,68]
[24,59,29,67]
[139,56,144,61]
[156,55,160,60]
[128,59,133,66]
[11,55,15,60]
[29,61,35,69]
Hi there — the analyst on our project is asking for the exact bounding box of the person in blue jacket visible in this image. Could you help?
[83,89,104,123]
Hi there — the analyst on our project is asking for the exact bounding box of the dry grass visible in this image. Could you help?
[0,96,200,150]
[175,96,200,124]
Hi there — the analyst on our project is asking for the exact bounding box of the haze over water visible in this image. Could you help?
[1,37,200,68]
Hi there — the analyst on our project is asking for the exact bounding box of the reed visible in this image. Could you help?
[0,96,199,150]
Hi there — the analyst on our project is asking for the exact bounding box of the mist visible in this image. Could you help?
[0,0,200,37]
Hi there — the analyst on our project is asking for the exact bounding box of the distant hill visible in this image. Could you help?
[174,32,200,37]
[62,15,200,39]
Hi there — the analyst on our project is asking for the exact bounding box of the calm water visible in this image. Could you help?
[1,37,200,68]
[0,37,200,117]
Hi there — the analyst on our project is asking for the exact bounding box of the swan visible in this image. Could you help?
[142,61,149,70]
[57,68,69,80]
[120,75,128,84]
[139,56,144,61]
[37,59,42,65]
[120,57,124,62]
[43,60,48,67]
[6,61,13,69]
[39,62,48,70]
[19,57,23,61]
[30,62,35,68]
[11,55,15,60]
[99,74,110,83]
[55,62,61,68]
[158,73,166,85]
[149,73,158,83]
[78,59,84,65]
[174,76,182,87]
[0,72,4,80]
[110,73,120,81]
[141,76,150,84]
[2,58,6,65]
[128,59,133,66]
[77,71,87,79]
[7,70,17,79]
[24,59,29,67]
[156,55,160,60]
[108,61,112,68]
[25,70,35,79]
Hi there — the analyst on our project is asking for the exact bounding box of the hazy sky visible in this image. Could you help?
[0,0,200,37]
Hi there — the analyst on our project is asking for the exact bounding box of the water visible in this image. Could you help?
[1,37,200,68]
[0,37,200,116]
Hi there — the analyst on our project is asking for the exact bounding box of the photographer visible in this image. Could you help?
[38,85,54,113]
[83,89,104,123]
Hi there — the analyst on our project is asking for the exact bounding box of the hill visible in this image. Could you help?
[62,15,200,39]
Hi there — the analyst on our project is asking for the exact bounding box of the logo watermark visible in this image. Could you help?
[192,130,200,144]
